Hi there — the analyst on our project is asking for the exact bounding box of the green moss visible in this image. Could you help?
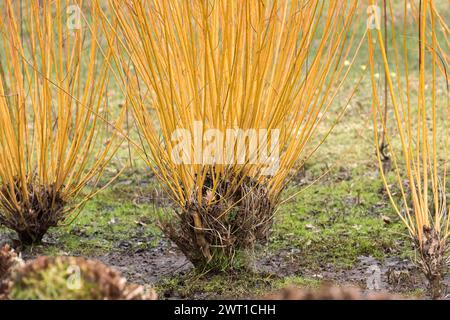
[404,288,426,299]
[11,260,101,300]
[155,270,324,299]
[272,275,322,290]
[192,249,252,273]
[8,172,164,257]
[272,172,413,268]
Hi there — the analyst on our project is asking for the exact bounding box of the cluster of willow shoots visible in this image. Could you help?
[369,0,449,299]
[98,0,362,269]
[0,0,448,299]
[0,1,125,244]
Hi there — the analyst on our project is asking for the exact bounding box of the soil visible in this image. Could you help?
[96,242,192,285]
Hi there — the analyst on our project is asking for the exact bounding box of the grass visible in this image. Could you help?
[155,271,322,299]
[3,170,163,257]
[284,178,412,264]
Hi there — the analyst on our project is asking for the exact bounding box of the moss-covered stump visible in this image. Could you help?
[6,255,157,300]
[0,245,23,299]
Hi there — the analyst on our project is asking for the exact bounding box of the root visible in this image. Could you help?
[415,226,447,300]
[0,179,66,245]
[161,170,276,270]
